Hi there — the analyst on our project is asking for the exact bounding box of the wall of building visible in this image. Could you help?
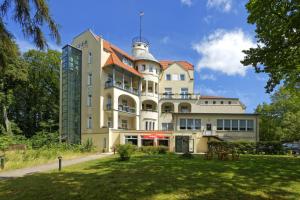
[71,31,102,135]
[159,63,194,95]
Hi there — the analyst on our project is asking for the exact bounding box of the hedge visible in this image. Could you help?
[207,141,285,155]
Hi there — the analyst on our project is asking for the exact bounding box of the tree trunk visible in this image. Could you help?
[3,105,12,135]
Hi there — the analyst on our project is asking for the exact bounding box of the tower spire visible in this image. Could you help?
[139,11,144,42]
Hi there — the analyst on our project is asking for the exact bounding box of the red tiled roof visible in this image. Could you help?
[159,60,194,71]
[103,40,143,77]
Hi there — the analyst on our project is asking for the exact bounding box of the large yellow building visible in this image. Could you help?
[60,29,259,153]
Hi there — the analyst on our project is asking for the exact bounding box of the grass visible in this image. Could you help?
[1,149,95,171]
[1,154,300,200]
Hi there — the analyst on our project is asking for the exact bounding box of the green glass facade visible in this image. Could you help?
[61,45,82,144]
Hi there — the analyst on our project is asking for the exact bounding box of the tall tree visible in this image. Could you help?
[11,50,60,137]
[256,87,300,141]
[0,0,60,134]
[0,41,28,134]
[242,0,300,93]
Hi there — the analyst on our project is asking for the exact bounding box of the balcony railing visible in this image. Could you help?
[106,104,136,114]
[159,93,200,100]
[118,105,136,114]
[105,81,140,96]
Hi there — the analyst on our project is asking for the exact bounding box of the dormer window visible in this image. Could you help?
[166,74,171,80]
[180,74,185,81]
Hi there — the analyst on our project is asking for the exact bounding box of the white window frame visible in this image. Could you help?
[87,95,92,107]
[88,73,92,86]
[87,116,92,129]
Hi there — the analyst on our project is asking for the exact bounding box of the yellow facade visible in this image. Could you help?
[60,29,259,153]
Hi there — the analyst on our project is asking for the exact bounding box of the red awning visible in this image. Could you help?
[142,131,172,139]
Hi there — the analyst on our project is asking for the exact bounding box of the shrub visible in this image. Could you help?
[115,144,136,161]
[80,138,94,152]
[30,132,59,149]
[208,141,284,156]
[140,146,169,155]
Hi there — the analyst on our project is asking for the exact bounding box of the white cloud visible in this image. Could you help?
[160,36,170,44]
[200,74,217,81]
[195,85,228,96]
[193,29,256,76]
[207,0,232,12]
[181,0,193,7]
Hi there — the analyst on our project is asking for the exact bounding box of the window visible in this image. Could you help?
[180,74,185,80]
[166,74,171,80]
[162,123,173,131]
[164,88,172,98]
[239,120,246,131]
[121,120,128,129]
[180,106,189,113]
[149,65,153,72]
[228,101,232,104]
[213,101,216,104]
[247,120,254,131]
[145,121,148,130]
[142,65,146,71]
[195,119,201,130]
[152,122,155,130]
[187,119,193,130]
[125,136,138,145]
[87,116,92,129]
[180,119,186,130]
[88,52,92,64]
[149,122,152,130]
[172,74,178,80]
[88,73,92,86]
[232,120,239,131]
[221,101,224,104]
[181,88,189,99]
[87,95,92,106]
[217,119,223,130]
[224,120,231,130]
[180,119,201,130]
[205,101,208,104]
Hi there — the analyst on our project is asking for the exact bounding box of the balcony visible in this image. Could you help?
[105,80,140,96]
[118,104,136,114]
[159,93,200,100]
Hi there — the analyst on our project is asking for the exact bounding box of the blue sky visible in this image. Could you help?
[8,0,271,112]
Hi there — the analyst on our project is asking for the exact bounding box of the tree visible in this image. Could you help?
[256,87,300,141]
[0,41,28,134]
[242,0,300,93]
[0,0,60,50]
[11,50,61,137]
[0,0,60,135]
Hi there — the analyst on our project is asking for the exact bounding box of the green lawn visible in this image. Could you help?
[1,154,300,200]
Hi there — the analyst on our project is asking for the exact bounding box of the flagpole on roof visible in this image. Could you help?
[139,11,144,42]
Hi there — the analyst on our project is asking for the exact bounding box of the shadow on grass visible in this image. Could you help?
[0,154,300,200]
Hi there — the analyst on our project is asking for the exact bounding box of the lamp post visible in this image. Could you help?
[58,156,62,171]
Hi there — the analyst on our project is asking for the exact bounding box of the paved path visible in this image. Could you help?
[0,152,113,179]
